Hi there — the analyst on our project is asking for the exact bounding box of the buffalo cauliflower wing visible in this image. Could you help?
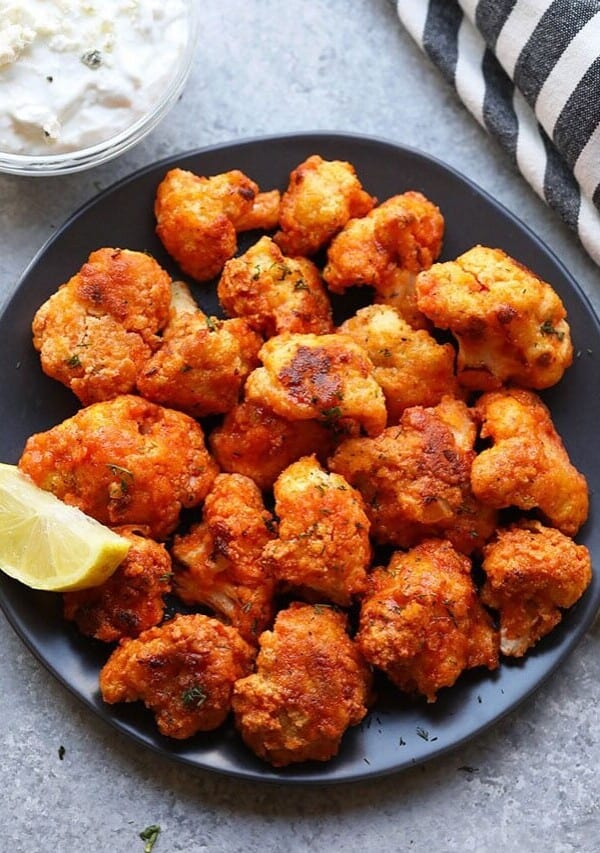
[137,281,262,418]
[262,455,371,606]
[471,388,589,536]
[355,539,499,702]
[244,332,387,437]
[274,155,375,256]
[155,167,279,281]
[415,245,573,390]
[171,473,277,643]
[217,235,333,336]
[19,394,218,540]
[63,526,172,642]
[328,397,497,553]
[99,613,255,739]
[338,304,458,423]
[208,399,338,491]
[481,519,592,657]
[323,191,444,298]
[232,602,372,766]
[32,248,172,405]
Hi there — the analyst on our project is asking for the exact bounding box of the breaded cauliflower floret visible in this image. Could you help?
[100,613,254,739]
[262,456,371,606]
[415,245,573,390]
[232,603,372,766]
[63,526,172,642]
[19,394,218,540]
[233,188,281,231]
[481,519,592,657]
[171,474,277,644]
[373,266,431,330]
[328,397,497,553]
[338,304,458,424]
[209,399,339,491]
[274,155,375,256]
[32,248,172,405]
[356,539,499,702]
[137,282,262,418]
[323,191,444,301]
[244,332,387,437]
[155,168,278,281]
[217,235,333,336]
[471,388,589,536]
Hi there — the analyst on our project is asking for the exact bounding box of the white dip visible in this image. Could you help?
[0,0,190,155]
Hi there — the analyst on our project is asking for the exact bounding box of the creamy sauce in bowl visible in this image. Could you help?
[0,0,192,156]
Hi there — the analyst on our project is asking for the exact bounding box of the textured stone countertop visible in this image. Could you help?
[1,2,599,851]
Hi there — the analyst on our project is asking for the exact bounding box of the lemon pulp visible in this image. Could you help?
[0,463,130,591]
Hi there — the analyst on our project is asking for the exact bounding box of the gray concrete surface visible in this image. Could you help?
[1,2,599,851]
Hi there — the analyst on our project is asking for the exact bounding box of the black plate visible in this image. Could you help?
[1,132,599,785]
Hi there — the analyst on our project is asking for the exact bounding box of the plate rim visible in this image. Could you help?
[1,130,599,785]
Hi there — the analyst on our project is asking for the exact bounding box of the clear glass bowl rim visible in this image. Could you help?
[0,1,199,176]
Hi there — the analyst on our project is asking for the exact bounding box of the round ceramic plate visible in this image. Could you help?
[1,133,598,784]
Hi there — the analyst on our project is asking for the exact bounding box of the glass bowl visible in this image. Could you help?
[0,2,199,177]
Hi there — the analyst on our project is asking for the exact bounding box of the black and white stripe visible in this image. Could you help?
[397,0,600,266]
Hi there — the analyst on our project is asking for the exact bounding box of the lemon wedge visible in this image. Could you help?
[0,463,130,591]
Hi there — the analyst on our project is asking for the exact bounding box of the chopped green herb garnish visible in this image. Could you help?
[181,684,208,708]
[540,320,565,340]
[320,406,342,421]
[313,603,334,614]
[416,726,430,741]
[293,279,309,291]
[58,745,65,760]
[205,316,220,332]
[106,464,134,481]
[81,49,102,69]
[65,354,81,368]
[106,464,134,496]
[139,825,161,853]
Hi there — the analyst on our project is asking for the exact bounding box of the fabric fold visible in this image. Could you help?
[396,0,600,266]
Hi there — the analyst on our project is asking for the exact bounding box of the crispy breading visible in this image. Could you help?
[471,388,588,536]
[32,248,172,405]
[171,474,277,643]
[234,189,281,232]
[274,155,375,256]
[415,245,573,390]
[217,235,333,336]
[18,394,218,540]
[262,456,371,606]
[338,304,459,424]
[328,397,497,553]
[232,602,372,766]
[323,191,444,302]
[481,519,592,657]
[155,168,276,281]
[209,399,339,491]
[356,539,499,702]
[137,282,262,417]
[244,332,387,437]
[99,613,255,739]
[373,266,430,330]
[63,526,172,642]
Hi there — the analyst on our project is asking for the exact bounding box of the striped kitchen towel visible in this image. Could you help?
[395,0,600,267]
